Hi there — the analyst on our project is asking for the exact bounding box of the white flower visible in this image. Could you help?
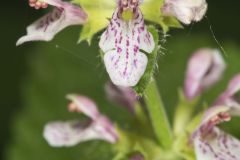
[191,74,240,159]
[162,0,207,25]
[184,48,226,100]
[16,0,87,46]
[192,105,240,160]
[43,94,118,147]
[99,0,155,87]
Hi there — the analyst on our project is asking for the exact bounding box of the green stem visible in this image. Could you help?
[173,89,199,136]
[144,79,173,149]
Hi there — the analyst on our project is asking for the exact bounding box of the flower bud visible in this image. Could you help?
[184,48,226,100]
[105,82,138,113]
[215,74,240,109]
[162,0,207,25]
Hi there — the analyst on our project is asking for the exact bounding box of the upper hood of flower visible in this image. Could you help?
[162,0,208,24]
[105,81,138,113]
[184,48,226,100]
[215,74,240,109]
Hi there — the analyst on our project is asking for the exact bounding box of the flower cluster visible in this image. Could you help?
[183,49,240,160]
[17,0,207,87]
[44,94,118,146]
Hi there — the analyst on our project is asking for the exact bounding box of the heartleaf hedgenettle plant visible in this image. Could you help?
[17,0,240,160]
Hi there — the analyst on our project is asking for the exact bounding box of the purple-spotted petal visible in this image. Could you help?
[43,116,118,147]
[192,104,240,141]
[162,0,208,25]
[16,0,87,46]
[184,48,226,100]
[194,127,240,160]
[43,120,91,147]
[99,8,154,86]
[66,94,100,120]
[44,94,118,147]
[105,81,138,113]
[215,74,240,108]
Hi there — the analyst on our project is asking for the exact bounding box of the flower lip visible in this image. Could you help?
[194,127,240,160]
[44,94,119,147]
[191,105,240,160]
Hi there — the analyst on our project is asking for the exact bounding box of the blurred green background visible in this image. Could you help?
[1,0,240,160]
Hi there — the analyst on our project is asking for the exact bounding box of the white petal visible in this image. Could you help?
[43,120,92,147]
[194,127,240,160]
[16,0,87,46]
[104,50,148,86]
[99,9,154,86]
[44,117,118,147]
[162,0,207,25]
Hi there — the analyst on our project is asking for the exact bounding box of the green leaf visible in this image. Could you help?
[141,0,182,32]
[134,26,159,95]
[72,0,115,44]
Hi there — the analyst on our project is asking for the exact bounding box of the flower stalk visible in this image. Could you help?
[144,79,173,149]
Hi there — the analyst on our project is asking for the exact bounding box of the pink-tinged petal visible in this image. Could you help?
[16,0,87,46]
[93,115,119,143]
[194,127,240,160]
[215,74,240,108]
[192,105,240,140]
[193,105,240,137]
[162,0,207,25]
[43,120,91,147]
[43,117,118,147]
[99,8,154,86]
[196,106,231,137]
[66,94,100,120]
[105,81,138,113]
[184,49,226,100]
[44,94,118,147]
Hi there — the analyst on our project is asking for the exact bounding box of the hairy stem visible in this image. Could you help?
[144,79,173,149]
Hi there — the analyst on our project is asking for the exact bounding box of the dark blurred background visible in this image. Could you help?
[1,0,240,160]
